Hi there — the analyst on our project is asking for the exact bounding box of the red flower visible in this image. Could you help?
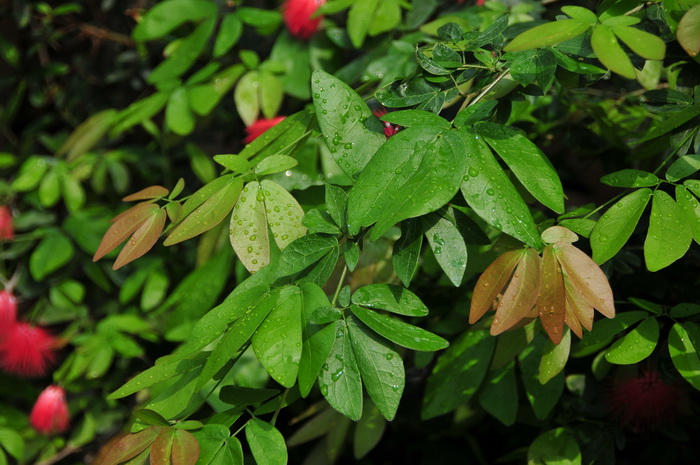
[30,385,70,435]
[0,206,13,241]
[371,106,401,138]
[0,290,17,338]
[0,322,56,377]
[244,116,286,143]
[283,0,325,40]
[607,368,683,431]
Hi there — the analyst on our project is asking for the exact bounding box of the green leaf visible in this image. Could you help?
[165,88,194,136]
[0,427,24,460]
[39,169,61,207]
[636,103,700,144]
[148,17,216,83]
[504,19,591,52]
[422,328,495,419]
[258,71,284,120]
[132,0,216,41]
[477,362,518,426]
[219,387,279,407]
[347,316,405,421]
[254,155,298,176]
[57,109,118,161]
[519,336,565,420]
[30,230,75,280]
[353,400,386,459]
[476,122,564,213]
[392,219,423,287]
[605,317,659,365]
[416,46,451,75]
[10,156,49,191]
[600,169,659,187]
[507,49,557,91]
[213,13,243,57]
[591,25,636,79]
[302,209,340,235]
[252,286,303,388]
[325,184,348,229]
[668,323,700,390]
[612,26,666,60]
[644,190,692,271]
[351,284,429,316]
[347,126,467,239]
[671,303,700,318]
[273,234,338,279]
[666,154,700,182]
[676,185,700,244]
[312,70,385,180]
[420,212,467,286]
[677,5,700,58]
[528,428,582,465]
[453,100,498,128]
[380,110,450,129]
[298,299,336,399]
[245,419,287,465]
[590,188,652,264]
[539,329,571,384]
[350,305,448,352]
[234,71,260,126]
[319,320,363,421]
[561,6,597,25]
[236,7,281,28]
[165,178,243,246]
[459,128,541,247]
[571,311,647,357]
[347,0,380,48]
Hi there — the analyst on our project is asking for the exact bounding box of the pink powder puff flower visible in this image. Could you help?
[283,0,326,40]
[0,322,57,377]
[0,290,18,338]
[30,385,70,435]
[0,206,13,241]
[244,116,286,143]
[371,106,401,138]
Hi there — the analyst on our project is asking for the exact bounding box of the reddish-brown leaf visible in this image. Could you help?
[469,249,524,324]
[92,426,163,465]
[171,430,200,465]
[563,273,594,332]
[564,302,583,339]
[538,245,566,344]
[122,185,169,202]
[113,208,167,270]
[150,428,174,465]
[554,242,615,318]
[110,201,156,223]
[491,248,541,335]
[93,203,160,262]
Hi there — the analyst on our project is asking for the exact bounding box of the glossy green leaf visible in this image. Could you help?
[254,155,298,176]
[312,70,385,179]
[605,317,659,365]
[591,25,635,78]
[676,185,700,244]
[30,230,75,280]
[274,234,339,279]
[644,190,692,271]
[302,209,340,235]
[165,178,242,246]
[666,154,700,182]
[350,305,448,351]
[252,286,303,387]
[668,323,700,390]
[298,321,336,397]
[392,219,423,287]
[508,48,557,91]
[453,100,498,128]
[612,25,666,60]
[571,311,647,357]
[420,212,467,286]
[561,6,597,25]
[504,19,591,52]
[459,128,541,247]
[348,126,467,240]
[476,122,564,213]
[677,5,700,57]
[477,362,518,426]
[528,428,581,465]
[347,0,380,48]
[0,427,24,460]
[600,169,659,188]
[380,109,450,129]
[219,387,279,407]
[539,329,571,384]
[422,328,495,419]
[520,336,564,420]
[132,0,216,41]
[325,184,348,229]
[351,284,429,316]
[636,103,700,144]
[245,419,287,465]
[590,188,651,264]
[148,17,216,83]
[347,316,405,421]
[319,320,363,421]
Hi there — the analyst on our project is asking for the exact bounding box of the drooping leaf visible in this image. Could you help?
[563,274,594,336]
[676,185,700,244]
[347,0,379,48]
[298,318,336,397]
[113,208,166,270]
[469,249,523,324]
[420,212,467,286]
[245,419,287,465]
[538,246,566,344]
[351,284,429,316]
[477,362,518,426]
[319,320,363,421]
[519,336,565,420]
[347,316,405,421]
[325,184,348,230]
[590,188,651,264]
[350,305,448,351]
[539,329,571,384]
[229,182,268,272]
[392,219,423,287]
[491,248,541,335]
[605,317,659,365]
[422,328,495,419]
[644,190,692,271]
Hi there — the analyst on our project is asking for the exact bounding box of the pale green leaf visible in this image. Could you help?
[420,212,467,286]
[644,190,692,271]
[504,19,591,52]
[591,25,635,78]
[605,317,659,364]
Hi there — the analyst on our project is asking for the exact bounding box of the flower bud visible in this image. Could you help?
[30,385,70,435]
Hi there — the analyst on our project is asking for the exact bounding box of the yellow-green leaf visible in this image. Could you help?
[644,190,692,271]
[591,25,635,78]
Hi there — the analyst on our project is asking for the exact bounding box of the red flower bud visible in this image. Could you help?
[244,116,286,143]
[0,206,14,241]
[0,322,57,377]
[0,290,18,338]
[30,385,70,435]
[371,106,401,138]
[283,0,325,40]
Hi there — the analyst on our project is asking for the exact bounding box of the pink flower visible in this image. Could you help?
[0,322,56,377]
[244,116,286,143]
[283,0,325,40]
[30,385,70,435]
[0,290,17,338]
[371,106,401,138]
[0,206,13,241]
[607,368,683,431]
